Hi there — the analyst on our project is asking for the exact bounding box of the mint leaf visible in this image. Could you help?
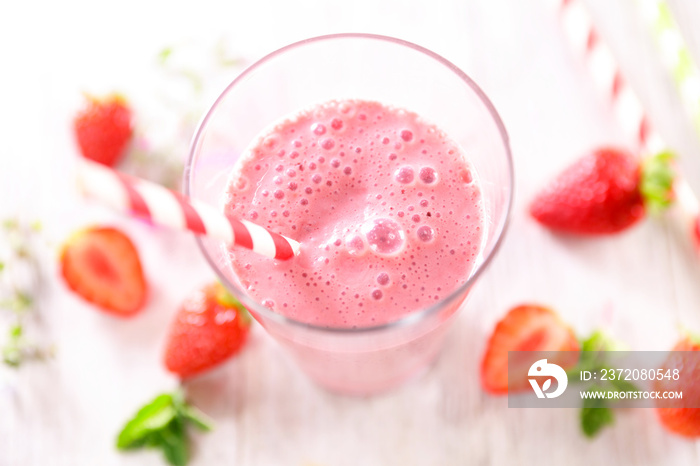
[117,394,176,449]
[608,377,639,393]
[159,418,188,466]
[116,391,213,465]
[581,330,614,352]
[181,406,214,432]
[580,388,615,437]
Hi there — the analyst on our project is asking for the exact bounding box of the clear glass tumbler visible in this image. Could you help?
[186,34,513,395]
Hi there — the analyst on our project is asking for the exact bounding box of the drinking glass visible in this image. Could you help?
[186,33,513,395]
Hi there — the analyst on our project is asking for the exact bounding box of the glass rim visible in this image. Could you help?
[185,32,514,335]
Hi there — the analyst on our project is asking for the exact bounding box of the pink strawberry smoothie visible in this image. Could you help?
[224,99,484,328]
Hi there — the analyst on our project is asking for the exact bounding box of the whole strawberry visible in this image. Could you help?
[164,283,251,379]
[74,94,133,167]
[530,147,674,234]
[654,336,700,437]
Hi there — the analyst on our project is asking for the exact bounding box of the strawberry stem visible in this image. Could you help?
[640,151,676,214]
[214,282,251,326]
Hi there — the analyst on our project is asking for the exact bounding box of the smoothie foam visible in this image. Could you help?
[224,100,484,327]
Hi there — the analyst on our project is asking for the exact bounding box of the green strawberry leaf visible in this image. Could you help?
[214,282,252,326]
[640,151,676,214]
[215,282,242,308]
[580,387,615,438]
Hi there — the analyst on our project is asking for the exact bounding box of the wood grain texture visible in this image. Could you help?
[1,0,699,465]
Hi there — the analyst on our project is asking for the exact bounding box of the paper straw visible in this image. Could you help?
[557,0,700,250]
[638,0,700,135]
[76,158,300,260]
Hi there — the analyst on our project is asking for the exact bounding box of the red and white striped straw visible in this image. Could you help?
[557,0,700,251]
[76,158,300,261]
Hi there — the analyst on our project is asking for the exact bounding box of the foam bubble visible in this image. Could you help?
[419,167,438,184]
[321,138,335,150]
[331,118,343,130]
[416,225,435,243]
[376,272,390,286]
[274,190,284,199]
[371,289,383,300]
[345,234,367,256]
[312,174,323,184]
[400,130,413,142]
[312,123,326,135]
[394,166,415,184]
[361,218,406,256]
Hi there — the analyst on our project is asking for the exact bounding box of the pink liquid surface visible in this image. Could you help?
[224,100,484,328]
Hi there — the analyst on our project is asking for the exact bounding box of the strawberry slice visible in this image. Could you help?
[73,94,133,167]
[60,227,147,316]
[163,282,252,379]
[481,304,579,394]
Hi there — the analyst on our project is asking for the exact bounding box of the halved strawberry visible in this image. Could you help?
[60,227,147,316]
[481,304,579,394]
[163,282,252,379]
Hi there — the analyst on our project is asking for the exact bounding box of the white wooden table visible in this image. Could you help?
[2,0,700,465]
